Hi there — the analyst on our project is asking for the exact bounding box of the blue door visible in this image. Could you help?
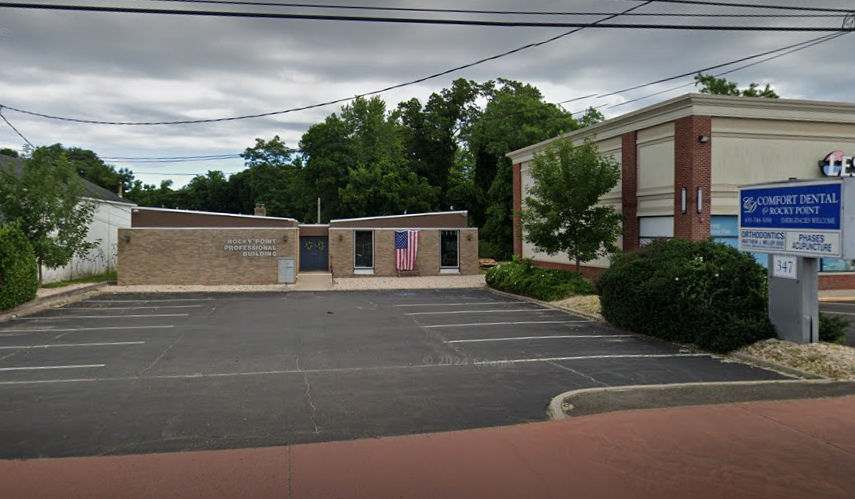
[300,236,329,271]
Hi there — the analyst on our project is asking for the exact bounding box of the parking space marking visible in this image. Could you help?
[447,335,633,343]
[395,302,521,307]
[405,309,549,316]
[67,305,203,310]
[0,364,105,372]
[14,314,189,320]
[424,320,588,328]
[0,342,145,350]
[474,353,710,365]
[0,325,175,333]
[87,299,213,303]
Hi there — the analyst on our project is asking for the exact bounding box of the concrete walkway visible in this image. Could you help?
[2,396,853,499]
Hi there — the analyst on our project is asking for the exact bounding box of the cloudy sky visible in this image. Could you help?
[0,0,852,188]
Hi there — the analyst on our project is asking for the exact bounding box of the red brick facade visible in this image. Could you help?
[513,162,523,257]
[673,116,712,240]
[820,274,855,290]
[621,132,639,252]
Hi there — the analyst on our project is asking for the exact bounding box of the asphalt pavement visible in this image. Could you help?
[0,289,789,459]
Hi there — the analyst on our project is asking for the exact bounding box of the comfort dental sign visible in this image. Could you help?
[739,180,849,258]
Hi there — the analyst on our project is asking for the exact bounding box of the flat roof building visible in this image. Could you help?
[507,93,855,290]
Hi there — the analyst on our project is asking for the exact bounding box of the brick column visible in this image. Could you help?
[621,132,639,252]
[674,116,712,240]
[512,162,523,257]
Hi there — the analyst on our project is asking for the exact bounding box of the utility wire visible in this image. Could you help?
[0,2,652,126]
[622,0,853,14]
[0,3,847,30]
[608,31,849,109]
[0,106,35,148]
[138,0,844,18]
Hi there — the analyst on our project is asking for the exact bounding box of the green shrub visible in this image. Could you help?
[819,313,850,345]
[0,224,39,311]
[597,239,774,353]
[486,256,595,301]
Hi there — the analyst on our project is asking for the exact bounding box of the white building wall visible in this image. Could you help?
[41,200,133,283]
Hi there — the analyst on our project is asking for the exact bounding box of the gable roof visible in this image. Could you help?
[0,154,136,206]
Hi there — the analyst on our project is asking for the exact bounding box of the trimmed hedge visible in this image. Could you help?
[597,239,775,353]
[0,224,39,311]
[819,313,850,345]
[486,257,595,301]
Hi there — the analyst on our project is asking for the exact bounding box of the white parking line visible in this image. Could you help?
[475,353,709,365]
[424,320,587,328]
[88,299,212,303]
[14,314,189,320]
[395,302,521,307]
[405,309,549,316]
[0,364,105,372]
[0,342,145,350]
[447,335,633,343]
[67,305,202,310]
[0,325,175,333]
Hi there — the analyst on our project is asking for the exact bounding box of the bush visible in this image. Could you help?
[0,224,39,311]
[597,239,774,353]
[486,257,595,301]
[819,313,850,345]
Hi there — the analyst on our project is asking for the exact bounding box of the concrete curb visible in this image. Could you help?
[0,282,110,323]
[819,296,855,303]
[484,287,604,323]
[727,352,826,380]
[547,379,844,420]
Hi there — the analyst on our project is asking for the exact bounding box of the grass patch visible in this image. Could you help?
[41,271,116,289]
[486,257,595,301]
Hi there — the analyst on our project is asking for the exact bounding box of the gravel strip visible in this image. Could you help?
[107,284,291,293]
[736,339,855,380]
[334,275,485,291]
[552,295,602,318]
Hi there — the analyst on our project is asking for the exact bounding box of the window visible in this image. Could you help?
[440,230,459,269]
[354,230,374,270]
[821,259,855,273]
[638,216,674,247]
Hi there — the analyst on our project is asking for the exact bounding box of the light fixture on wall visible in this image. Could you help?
[466,233,472,242]
[698,135,710,143]
[283,234,288,243]
[681,187,687,215]
[338,234,343,242]
[696,186,703,214]
[123,235,130,243]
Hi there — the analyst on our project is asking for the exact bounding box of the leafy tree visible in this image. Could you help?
[42,144,134,193]
[0,147,96,283]
[519,138,622,272]
[300,113,354,221]
[0,148,18,158]
[694,72,779,98]
[233,136,308,218]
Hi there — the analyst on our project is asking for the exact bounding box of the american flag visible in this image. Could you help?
[395,230,419,271]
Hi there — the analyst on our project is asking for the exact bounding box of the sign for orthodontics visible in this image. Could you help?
[739,178,854,259]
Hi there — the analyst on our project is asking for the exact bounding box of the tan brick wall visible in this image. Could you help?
[329,229,479,278]
[118,228,299,285]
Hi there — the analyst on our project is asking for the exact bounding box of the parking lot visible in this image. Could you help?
[0,289,787,459]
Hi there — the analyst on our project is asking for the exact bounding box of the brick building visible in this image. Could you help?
[508,93,855,290]
[118,207,477,285]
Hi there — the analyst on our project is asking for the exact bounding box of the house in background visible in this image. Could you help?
[0,154,136,284]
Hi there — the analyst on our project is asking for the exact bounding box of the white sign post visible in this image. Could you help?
[739,178,854,344]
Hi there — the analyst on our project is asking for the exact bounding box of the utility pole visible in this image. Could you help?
[317,197,321,224]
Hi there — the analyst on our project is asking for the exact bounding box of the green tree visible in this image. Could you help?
[0,148,18,158]
[233,136,309,218]
[42,144,134,193]
[694,72,779,98]
[519,138,622,272]
[0,147,96,283]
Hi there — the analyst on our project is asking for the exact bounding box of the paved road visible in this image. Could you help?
[0,289,786,459]
[820,301,855,346]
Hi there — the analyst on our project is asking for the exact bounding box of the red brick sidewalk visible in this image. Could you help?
[3,396,854,499]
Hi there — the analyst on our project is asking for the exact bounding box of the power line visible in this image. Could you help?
[0,3,847,30]
[0,106,34,148]
[0,2,652,126]
[139,0,844,18]
[132,170,239,175]
[608,31,849,109]
[622,0,853,14]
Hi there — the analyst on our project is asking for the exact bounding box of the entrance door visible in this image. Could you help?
[300,236,329,271]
